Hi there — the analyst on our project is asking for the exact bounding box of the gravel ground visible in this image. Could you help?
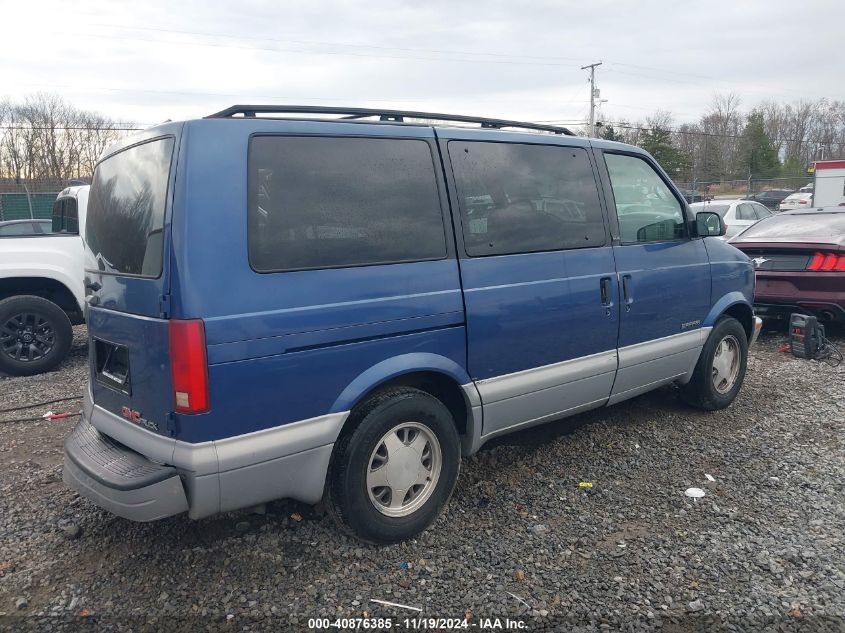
[0,325,843,632]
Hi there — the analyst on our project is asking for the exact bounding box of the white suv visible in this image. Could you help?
[0,186,88,375]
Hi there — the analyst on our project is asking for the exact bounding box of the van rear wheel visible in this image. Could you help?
[0,295,73,376]
[680,316,748,411]
[326,387,460,544]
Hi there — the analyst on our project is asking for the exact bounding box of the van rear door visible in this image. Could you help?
[84,134,178,437]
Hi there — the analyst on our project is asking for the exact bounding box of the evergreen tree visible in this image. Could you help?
[780,156,806,178]
[598,124,622,142]
[638,126,690,177]
[739,112,780,178]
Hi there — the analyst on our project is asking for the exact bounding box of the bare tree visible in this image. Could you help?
[700,93,743,179]
[0,93,130,185]
[781,100,817,165]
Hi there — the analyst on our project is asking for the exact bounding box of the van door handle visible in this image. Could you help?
[600,277,611,305]
[621,274,633,306]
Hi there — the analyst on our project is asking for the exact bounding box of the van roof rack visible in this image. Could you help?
[205,105,576,136]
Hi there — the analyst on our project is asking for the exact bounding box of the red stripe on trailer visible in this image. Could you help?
[813,160,845,170]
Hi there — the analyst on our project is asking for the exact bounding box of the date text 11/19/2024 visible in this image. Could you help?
[307,617,527,630]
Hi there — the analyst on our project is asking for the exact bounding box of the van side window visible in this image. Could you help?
[448,142,606,256]
[248,136,447,272]
[604,153,686,243]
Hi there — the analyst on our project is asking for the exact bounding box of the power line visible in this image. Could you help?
[6,82,591,109]
[36,23,835,103]
[0,126,141,131]
[606,61,726,83]
[63,29,583,68]
[6,81,434,103]
[1,119,843,151]
[532,118,588,123]
[89,22,587,64]
[602,66,844,102]
[71,23,845,101]
[10,24,844,126]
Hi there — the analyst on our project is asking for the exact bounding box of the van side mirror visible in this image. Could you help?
[695,211,725,237]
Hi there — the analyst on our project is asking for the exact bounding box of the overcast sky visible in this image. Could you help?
[3,0,844,130]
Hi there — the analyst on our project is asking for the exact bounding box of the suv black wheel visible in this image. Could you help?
[0,295,73,376]
[326,387,460,544]
[680,316,748,411]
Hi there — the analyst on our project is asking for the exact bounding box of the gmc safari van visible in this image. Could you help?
[64,106,761,543]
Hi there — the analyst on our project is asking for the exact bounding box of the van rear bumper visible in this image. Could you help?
[64,388,350,521]
[63,418,189,521]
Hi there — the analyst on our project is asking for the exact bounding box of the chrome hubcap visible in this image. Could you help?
[712,335,741,394]
[366,422,442,518]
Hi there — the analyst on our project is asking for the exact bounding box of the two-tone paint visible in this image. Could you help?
[70,119,756,521]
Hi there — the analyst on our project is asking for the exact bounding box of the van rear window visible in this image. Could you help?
[248,136,447,271]
[85,137,174,277]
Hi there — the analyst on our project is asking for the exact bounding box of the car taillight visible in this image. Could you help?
[807,252,845,271]
[798,200,808,204]
[169,319,210,414]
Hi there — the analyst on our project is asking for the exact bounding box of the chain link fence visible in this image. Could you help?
[0,172,819,222]
[0,179,89,222]
[674,176,812,198]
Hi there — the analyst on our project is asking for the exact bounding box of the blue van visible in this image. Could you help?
[63,106,761,543]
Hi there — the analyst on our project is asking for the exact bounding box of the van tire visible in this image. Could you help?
[326,387,460,544]
[680,316,748,411]
[0,295,73,376]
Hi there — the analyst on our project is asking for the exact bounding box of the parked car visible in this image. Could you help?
[778,192,814,211]
[690,199,772,240]
[0,186,88,375]
[730,207,845,322]
[745,189,794,210]
[679,188,708,203]
[63,106,761,544]
[0,218,53,236]
[799,183,814,193]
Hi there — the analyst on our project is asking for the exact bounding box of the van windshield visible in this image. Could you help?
[85,137,174,277]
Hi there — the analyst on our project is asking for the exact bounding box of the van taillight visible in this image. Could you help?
[807,252,845,271]
[168,319,210,414]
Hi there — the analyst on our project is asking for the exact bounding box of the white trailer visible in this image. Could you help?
[812,160,845,207]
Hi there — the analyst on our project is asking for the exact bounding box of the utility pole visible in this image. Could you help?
[581,61,602,137]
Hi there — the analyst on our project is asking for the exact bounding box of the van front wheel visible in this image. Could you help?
[680,316,748,411]
[326,387,460,544]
